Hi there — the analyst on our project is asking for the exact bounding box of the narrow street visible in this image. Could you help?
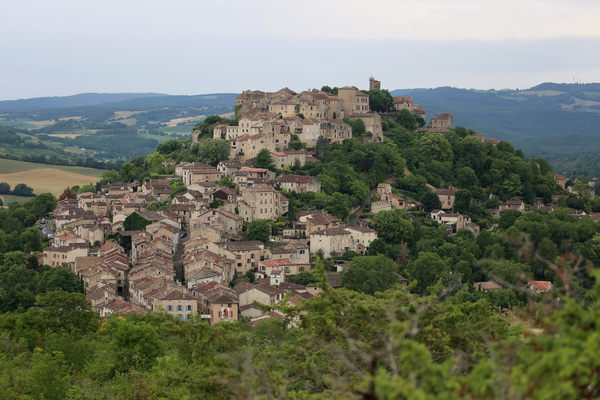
[173,234,188,283]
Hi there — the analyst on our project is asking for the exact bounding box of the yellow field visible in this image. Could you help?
[47,133,85,138]
[116,117,137,126]
[114,111,145,119]
[0,168,101,195]
[27,120,56,128]
[166,116,204,127]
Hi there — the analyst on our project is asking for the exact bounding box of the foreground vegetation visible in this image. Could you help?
[0,267,599,399]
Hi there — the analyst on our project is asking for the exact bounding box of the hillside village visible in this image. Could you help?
[35,78,591,325]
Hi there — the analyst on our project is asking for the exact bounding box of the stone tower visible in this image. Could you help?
[369,77,381,90]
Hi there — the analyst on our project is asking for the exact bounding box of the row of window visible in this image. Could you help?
[166,305,193,312]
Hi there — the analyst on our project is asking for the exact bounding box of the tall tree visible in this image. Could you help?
[341,254,400,294]
[368,89,394,112]
[198,138,231,166]
[254,148,275,171]
[245,219,271,243]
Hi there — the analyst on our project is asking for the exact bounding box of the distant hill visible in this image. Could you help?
[0,93,169,112]
[391,83,600,159]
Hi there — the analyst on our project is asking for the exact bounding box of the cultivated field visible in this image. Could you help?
[165,116,204,127]
[0,159,103,195]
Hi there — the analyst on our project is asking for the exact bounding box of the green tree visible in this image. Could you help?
[104,317,164,373]
[350,180,369,206]
[245,219,271,243]
[169,178,186,197]
[418,132,453,163]
[98,169,121,185]
[421,191,442,212]
[12,183,34,196]
[218,175,235,188]
[3,250,27,268]
[341,254,400,295]
[325,192,352,220]
[0,182,10,194]
[78,184,96,193]
[371,209,414,244]
[291,271,319,286]
[32,193,57,218]
[198,138,231,166]
[407,252,451,294]
[34,290,99,333]
[499,209,522,230]
[254,148,275,171]
[457,166,478,188]
[395,108,418,130]
[315,136,331,160]
[368,89,394,112]
[343,117,366,136]
[454,189,472,214]
[26,350,70,400]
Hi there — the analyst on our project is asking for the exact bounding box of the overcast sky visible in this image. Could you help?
[1,0,599,100]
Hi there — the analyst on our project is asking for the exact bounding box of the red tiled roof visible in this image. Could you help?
[528,280,552,291]
[276,175,315,184]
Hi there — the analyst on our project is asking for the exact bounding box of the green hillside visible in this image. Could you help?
[391,83,600,159]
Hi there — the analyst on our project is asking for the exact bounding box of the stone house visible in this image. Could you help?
[259,258,311,276]
[264,247,297,260]
[436,187,459,210]
[310,228,353,257]
[217,160,246,178]
[205,240,264,276]
[237,283,286,307]
[156,290,198,320]
[430,210,473,233]
[193,207,244,236]
[276,175,322,193]
[499,200,526,213]
[338,86,370,116]
[527,280,554,293]
[345,226,378,248]
[42,243,89,267]
[428,113,453,130]
[236,184,289,222]
[393,96,414,112]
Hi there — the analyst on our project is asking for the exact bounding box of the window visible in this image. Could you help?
[167,305,173,311]
[187,305,193,311]
[177,305,183,312]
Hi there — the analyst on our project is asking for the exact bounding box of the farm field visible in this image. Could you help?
[0,159,103,195]
[1,194,33,204]
[161,126,193,135]
[137,132,173,143]
[0,119,38,129]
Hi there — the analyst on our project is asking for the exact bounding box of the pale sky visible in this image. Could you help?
[1,0,599,100]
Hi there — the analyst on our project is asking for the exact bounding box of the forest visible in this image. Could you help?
[1,112,600,398]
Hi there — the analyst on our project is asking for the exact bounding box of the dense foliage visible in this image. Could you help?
[1,269,599,398]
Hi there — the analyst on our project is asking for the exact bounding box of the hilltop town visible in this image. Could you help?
[4,78,600,399]
[31,78,452,322]
[30,77,593,326]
